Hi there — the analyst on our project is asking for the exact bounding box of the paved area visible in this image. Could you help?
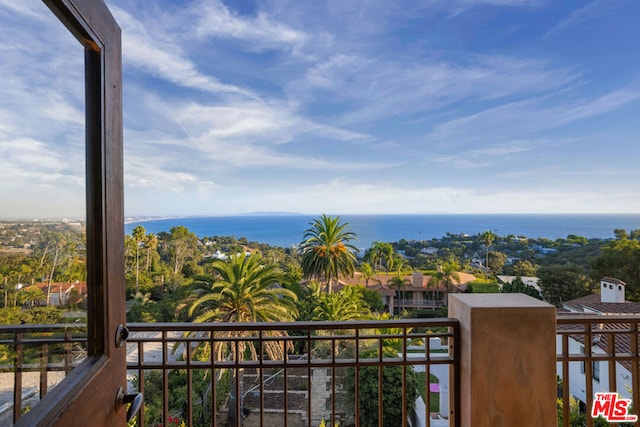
[0,371,65,426]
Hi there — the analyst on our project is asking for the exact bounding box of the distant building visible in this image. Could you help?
[496,275,541,293]
[339,270,476,314]
[33,281,87,307]
[557,278,640,409]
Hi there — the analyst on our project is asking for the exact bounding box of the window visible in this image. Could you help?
[592,361,600,382]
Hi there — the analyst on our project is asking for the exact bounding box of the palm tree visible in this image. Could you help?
[187,253,297,426]
[428,259,461,306]
[299,214,358,293]
[360,262,373,286]
[144,233,158,273]
[312,286,370,321]
[46,235,66,306]
[365,241,394,273]
[132,225,146,293]
[188,253,297,351]
[480,231,496,279]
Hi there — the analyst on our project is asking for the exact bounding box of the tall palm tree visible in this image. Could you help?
[360,262,373,286]
[312,286,370,321]
[299,214,358,293]
[188,253,297,355]
[480,231,496,279]
[428,259,461,306]
[365,241,394,273]
[144,232,158,274]
[132,225,146,293]
[187,253,297,425]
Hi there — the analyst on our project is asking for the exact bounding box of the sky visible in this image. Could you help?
[1,0,639,219]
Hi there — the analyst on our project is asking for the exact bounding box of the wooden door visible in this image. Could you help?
[17,0,127,425]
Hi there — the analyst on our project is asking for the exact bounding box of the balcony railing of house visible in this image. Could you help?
[0,324,87,425]
[1,319,459,427]
[3,302,640,427]
[394,299,444,308]
[556,315,640,427]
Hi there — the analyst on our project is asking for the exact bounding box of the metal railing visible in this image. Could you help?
[0,324,87,425]
[556,315,640,427]
[126,319,459,427]
[394,299,444,308]
[6,315,640,426]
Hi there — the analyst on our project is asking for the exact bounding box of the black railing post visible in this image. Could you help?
[13,332,23,424]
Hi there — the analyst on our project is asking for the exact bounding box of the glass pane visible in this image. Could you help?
[0,3,87,424]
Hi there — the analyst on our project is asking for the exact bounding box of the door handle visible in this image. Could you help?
[116,386,144,422]
[115,324,130,348]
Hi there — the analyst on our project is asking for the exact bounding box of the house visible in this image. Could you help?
[33,281,88,307]
[557,278,640,409]
[340,270,476,314]
[496,275,541,294]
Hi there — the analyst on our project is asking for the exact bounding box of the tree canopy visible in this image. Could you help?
[299,214,358,293]
[538,264,593,306]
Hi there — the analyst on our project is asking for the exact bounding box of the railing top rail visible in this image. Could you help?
[557,314,640,324]
[2,315,639,334]
[126,318,459,332]
[0,323,87,334]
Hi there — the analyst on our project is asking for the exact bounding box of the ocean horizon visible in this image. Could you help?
[125,213,640,251]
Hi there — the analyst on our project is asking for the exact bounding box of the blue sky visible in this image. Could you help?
[1,0,639,218]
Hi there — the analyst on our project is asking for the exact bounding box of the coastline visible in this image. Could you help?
[124,213,640,250]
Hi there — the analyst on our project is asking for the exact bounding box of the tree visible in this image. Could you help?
[509,260,538,277]
[365,241,394,273]
[360,262,373,286]
[591,238,640,301]
[167,226,201,275]
[538,264,593,306]
[132,225,146,293]
[17,286,46,308]
[144,232,158,274]
[358,285,384,313]
[299,214,358,293]
[46,234,67,306]
[186,253,297,426]
[428,259,461,304]
[614,229,628,240]
[387,275,410,289]
[188,253,297,328]
[479,231,496,279]
[312,286,370,321]
[345,347,419,427]
[487,251,507,275]
[500,277,542,300]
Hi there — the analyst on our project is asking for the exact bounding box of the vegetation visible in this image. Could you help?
[480,230,496,279]
[186,254,296,351]
[4,219,640,425]
[345,347,419,427]
[538,264,593,306]
[500,276,542,299]
[299,214,358,293]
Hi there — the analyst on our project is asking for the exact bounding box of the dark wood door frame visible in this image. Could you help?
[17,0,126,425]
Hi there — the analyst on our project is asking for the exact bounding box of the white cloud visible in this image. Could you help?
[193,0,308,51]
[289,54,577,125]
[428,87,640,143]
[110,5,257,99]
[545,0,619,37]
[433,140,539,168]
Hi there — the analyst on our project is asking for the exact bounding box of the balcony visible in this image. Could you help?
[2,294,640,427]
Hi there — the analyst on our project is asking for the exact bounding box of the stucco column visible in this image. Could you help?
[449,293,556,427]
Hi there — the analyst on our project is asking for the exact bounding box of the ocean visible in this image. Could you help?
[125,214,640,251]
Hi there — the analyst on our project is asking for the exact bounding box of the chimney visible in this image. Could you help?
[412,271,423,287]
[601,277,626,303]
